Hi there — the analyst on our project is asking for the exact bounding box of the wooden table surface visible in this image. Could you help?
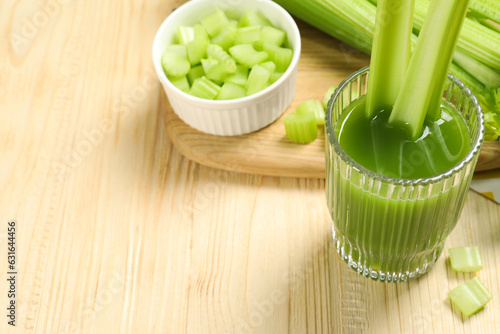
[1,0,499,333]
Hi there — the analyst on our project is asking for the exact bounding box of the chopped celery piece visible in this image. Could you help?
[201,58,219,73]
[238,11,271,27]
[189,77,221,99]
[168,75,190,93]
[201,9,229,37]
[366,0,414,117]
[296,99,325,125]
[216,82,247,100]
[207,44,231,61]
[203,58,236,82]
[225,65,248,86]
[176,26,194,45]
[284,112,318,144]
[259,61,276,74]
[229,44,268,68]
[454,48,500,87]
[187,24,209,65]
[389,0,470,140]
[269,72,283,85]
[162,52,190,77]
[246,65,271,95]
[235,26,261,44]
[449,247,484,272]
[261,26,286,46]
[211,22,237,51]
[448,278,492,316]
[261,41,293,72]
[323,85,337,109]
[165,44,187,57]
[187,65,205,85]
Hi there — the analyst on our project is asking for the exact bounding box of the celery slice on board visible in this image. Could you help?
[246,65,271,95]
[189,77,221,99]
[448,277,492,316]
[366,0,414,117]
[201,9,229,37]
[229,44,268,68]
[449,247,484,272]
[216,82,247,100]
[389,0,471,140]
[296,99,325,125]
[323,85,337,109]
[284,112,318,144]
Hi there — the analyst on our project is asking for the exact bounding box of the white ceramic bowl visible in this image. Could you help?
[152,0,301,136]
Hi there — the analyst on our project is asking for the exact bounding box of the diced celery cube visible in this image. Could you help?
[259,61,276,75]
[284,112,318,144]
[216,82,247,100]
[201,9,229,37]
[189,76,221,99]
[211,22,237,51]
[269,72,283,85]
[261,26,286,46]
[187,65,205,85]
[225,65,248,86]
[235,26,261,45]
[162,51,190,77]
[296,99,325,125]
[187,24,209,65]
[238,11,271,27]
[207,44,231,61]
[323,85,338,109]
[176,26,194,45]
[201,58,219,73]
[229,44,268,68]
[246,64,271,95]
[262,41,293,72]
[165,44,187,57]
[168,75,190,93]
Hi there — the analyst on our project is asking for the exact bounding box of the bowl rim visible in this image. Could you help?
[152,0,301,106]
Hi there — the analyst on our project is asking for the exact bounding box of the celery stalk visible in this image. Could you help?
[454,48,500,87]
[389,0,470,139]
[469,0,500,24]
[366,0,414,117]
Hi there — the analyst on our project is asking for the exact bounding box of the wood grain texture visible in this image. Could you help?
[0,1,499,334]
[164,22,500,178]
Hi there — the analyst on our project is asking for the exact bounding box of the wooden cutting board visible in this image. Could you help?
[162,20,500,178]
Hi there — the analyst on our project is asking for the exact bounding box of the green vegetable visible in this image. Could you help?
[284,112,318,143]
[323,85,337,109]
[389,0,469,139]
[168,75,190,93]
[217,82,247,100]
[296,99,325,125]
[246,65,271,95]
[449,247,484,272]
[235,26,261,44]
[201,9,229,37]
[189,77,221,99]
[448,277,492,316]
[366,0,414,117]
[238,11,272,27]
[229,44,269,68]
[162,52,190,77]
[261,41,293,72]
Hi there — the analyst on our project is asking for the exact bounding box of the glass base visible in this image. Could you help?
[332,225,444,283]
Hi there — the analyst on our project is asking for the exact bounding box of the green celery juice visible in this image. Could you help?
[330,96,473,276]
[335,96,471,179]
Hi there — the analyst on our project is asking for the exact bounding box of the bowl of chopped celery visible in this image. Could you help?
[152,0,301,136]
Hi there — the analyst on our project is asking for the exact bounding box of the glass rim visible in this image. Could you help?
[325,66,485,186]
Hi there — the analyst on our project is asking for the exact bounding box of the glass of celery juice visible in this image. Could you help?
[325,67,484,282]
